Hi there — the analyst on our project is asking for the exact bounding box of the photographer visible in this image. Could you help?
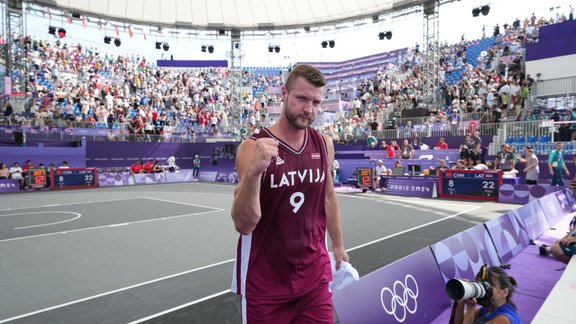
[494,144,515,172]
[450,266,521,324]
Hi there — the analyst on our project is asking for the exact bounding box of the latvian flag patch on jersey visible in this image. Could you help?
[311,153,321,159]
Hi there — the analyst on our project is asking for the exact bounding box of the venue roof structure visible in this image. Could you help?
[30,0,427,32]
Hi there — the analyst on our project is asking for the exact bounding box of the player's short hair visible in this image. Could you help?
[285,64,326,90]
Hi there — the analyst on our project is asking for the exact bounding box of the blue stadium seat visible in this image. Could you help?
[539,135,551,143]
[515,136,525,144]
[505,136,514,144]
[528,135,538,143]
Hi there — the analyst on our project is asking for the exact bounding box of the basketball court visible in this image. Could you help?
[0,182,516,323]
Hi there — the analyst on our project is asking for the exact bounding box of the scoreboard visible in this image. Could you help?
[356,167,373,190]
[51,168,98,190]
[28,168,47,188]
[439,169,502,201]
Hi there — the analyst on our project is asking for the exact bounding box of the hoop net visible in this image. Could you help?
[10,92,29,114]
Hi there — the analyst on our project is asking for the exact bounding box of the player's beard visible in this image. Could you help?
[284,106,314,129]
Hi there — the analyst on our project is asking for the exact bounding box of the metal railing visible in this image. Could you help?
[533,76,576,98]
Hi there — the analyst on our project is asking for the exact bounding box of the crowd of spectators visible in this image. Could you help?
[0,8,571,146]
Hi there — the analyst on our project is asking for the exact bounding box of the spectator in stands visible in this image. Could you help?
[472,159,490,170]
[9,162,23,189]
[331,158,340,182]
[192,155,201,179]
[453,266,521,324]
[130,160,142,175]
[494,144,515,172]
[0,162,9,179]
[459,134,475,167]
[143,159,154,173]
[438,159,450,170]
[381,140,398,159]
[153,161,163,173]
[548,142,570,186]
[373,160,388,191]
[167,154,178,173]
[517,146,539,184]
[400,139,414,159]
[452,159,468,170]
[434,138,448,150]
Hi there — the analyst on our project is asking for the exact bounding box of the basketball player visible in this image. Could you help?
[231,65,349,323]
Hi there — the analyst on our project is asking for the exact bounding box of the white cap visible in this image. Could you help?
[378,159,383,163]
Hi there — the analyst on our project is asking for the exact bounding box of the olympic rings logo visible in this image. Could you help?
[380,274,419,323]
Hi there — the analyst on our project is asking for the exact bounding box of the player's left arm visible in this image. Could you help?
[323,134,349,269]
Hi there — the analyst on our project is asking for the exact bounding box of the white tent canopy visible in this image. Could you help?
[31,0,425,31]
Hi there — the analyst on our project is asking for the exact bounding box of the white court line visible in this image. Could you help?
[0,197,138,213]
[126,290,231,324]
[6,212,82,230]
[0,204,481,323]
[0,209,223,243]
[143,197,224,211]
[0,258,235,324]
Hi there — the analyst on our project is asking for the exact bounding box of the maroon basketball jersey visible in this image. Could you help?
[232,127,332,299]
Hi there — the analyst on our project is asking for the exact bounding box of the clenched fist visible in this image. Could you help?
[250,138,279,175]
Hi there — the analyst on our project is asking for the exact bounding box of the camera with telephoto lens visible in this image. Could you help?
[445,264,493,307]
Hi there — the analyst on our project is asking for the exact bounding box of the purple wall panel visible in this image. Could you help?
[156,60,228,68]
[526,20,576,61]
[333,248,449,324]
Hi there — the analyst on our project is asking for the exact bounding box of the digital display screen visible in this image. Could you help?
[356,167,373,189]
[439,170,502,201]
[51,168,98,190]
[28,168,47,188]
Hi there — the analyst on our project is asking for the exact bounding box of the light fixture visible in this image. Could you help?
[379,32,385,40]
[57,28,66,38]
[481,5,490,16]
[48,26,56,35]
[208,45,214,53]
[472,8,480,17]
[386,31,392,40]
[114,38,121,47]
[329,40,335,48]
[274,46,280,53]
[162,42,169,51]
[155,42,162,49]
[201,45,207,52]
[104,36,111,44]
[268,46,273,53]
[321,41,327,48]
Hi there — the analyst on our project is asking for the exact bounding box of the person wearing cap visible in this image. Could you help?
[373,159,388,191]
[192,154,201,179]
[517,146,539,184]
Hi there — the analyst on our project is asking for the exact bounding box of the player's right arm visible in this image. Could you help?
[232,138,278,235]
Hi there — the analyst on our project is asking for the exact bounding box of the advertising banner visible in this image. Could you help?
[512,200,550,241]
[386,178,437,198]
[333,248,449,324]
[485,212,530,263]
[431,224,501,282]
[0,179,20,193]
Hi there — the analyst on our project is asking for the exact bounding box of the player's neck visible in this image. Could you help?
[268,118,306,149]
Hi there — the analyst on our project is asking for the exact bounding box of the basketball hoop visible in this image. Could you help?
[9,92,30,114]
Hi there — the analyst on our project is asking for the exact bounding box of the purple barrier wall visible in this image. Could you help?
[512,200,550,241]
[431,223,502,282]
[333,248,449,324]
[0,179,20,193]
[499,184,564,204]
[97,169,235,187]
[526,20,576,61]
[386,178,437,198]
[538,192,567,228]
[86,141,238,175]
[0,138,86,167]
[485,212,530,263]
